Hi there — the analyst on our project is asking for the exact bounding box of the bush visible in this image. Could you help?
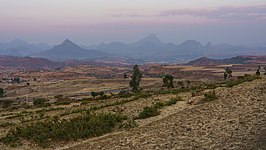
[91,91,105,98]
[0,122,15,128]
[116,90,133,98]
[54,98,74,105]
[0,112,127,147]
[225,74,259,87]
[131,92,152,100]
[138,106,160,119]
[165,98,178,106]
[0,100,13,109]
[163,75,174,88]
[152,101,165,109]
[203,91,217,102]
[33,98,50,107]
[0,88,4,97]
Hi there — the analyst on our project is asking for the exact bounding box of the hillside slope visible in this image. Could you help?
[187,55,266,65]
[65,77,266,150]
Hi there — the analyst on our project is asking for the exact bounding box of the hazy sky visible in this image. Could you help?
[0,0,266,46]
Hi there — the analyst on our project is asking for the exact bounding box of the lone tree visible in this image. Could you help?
[256,69,260,76]
[163,75,174,88]
[129,65,142,93]
[224,72,228,80]
[225,67,233,79]
[0,88,3,97]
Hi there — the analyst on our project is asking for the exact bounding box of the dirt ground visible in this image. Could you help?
[0,64,265,150]
[60,77,266,150]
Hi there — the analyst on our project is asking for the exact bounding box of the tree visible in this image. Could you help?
[123,73,129,79]
[91,91,98,98]
[163,75,174,88]
[91,91,104,99]
[0,88,4,97]
[225,67,233,79]
[129,65,142,93]
[256,69,260,76]
[224,72,228,80]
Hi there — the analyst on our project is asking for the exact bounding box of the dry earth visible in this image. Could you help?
[61,77,266,150]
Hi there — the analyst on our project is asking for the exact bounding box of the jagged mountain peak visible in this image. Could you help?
[56,39,81,49]
[61,39,76,45]
[136,33,162,44]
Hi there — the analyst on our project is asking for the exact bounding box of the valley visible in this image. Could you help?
[0,59,265,149]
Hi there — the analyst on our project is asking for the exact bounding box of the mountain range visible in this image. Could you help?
[84,34,266,62]
[0,39,51,56]
[31,39,109,60]
[1,34,266,62]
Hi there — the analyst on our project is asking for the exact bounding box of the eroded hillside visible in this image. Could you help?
[63,77,266,150]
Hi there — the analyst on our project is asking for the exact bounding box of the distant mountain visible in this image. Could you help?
[0,39,52,56]
[82,34,266,62]
[31,39,109,60]
[7,48,23,57]
[187,55,266,65]
[134,33,163,45]
[2,35,266,63]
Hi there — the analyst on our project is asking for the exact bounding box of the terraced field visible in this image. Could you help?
[63,77,266,150]
[0,74,264,149]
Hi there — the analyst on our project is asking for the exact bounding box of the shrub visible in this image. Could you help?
[0,100,13,108]
[225,74,259,87]
[163,75,174,88]
[116,90,133,98]
[33,98,50,107]
[152,101,165,109]
[131,92,152,100]
[0,122,15,128]
[165,97,182,106]
[0,112,127,147]
[0,88,4,97]
[203,91,217,102]
[91,91,105,98]
[54,98,73,105]
[138,106,160,119]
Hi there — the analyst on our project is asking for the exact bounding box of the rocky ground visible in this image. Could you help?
[62,77,266,150]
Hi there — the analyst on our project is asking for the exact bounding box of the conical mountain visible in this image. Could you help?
[135,33,163,45]
[31,39,108,60]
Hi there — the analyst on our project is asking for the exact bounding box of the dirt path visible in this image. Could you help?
[62,78,266,150]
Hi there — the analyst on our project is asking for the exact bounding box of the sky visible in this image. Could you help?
[0,0,266,46]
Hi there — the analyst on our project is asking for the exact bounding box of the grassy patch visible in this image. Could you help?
[0,122,15,128]
[1,112,127,147]
[33,98,51,107]
[165,99,177,106]
[202,91,217,102]
[225,74,260,87]
[138,105,160,119]
[131,92,152,100]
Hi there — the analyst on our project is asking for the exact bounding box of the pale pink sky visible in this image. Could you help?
[0,0,266,46]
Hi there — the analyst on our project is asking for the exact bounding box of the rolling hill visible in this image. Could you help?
[187,55,266,65]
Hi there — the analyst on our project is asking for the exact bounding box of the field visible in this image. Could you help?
[0,63,265,149]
